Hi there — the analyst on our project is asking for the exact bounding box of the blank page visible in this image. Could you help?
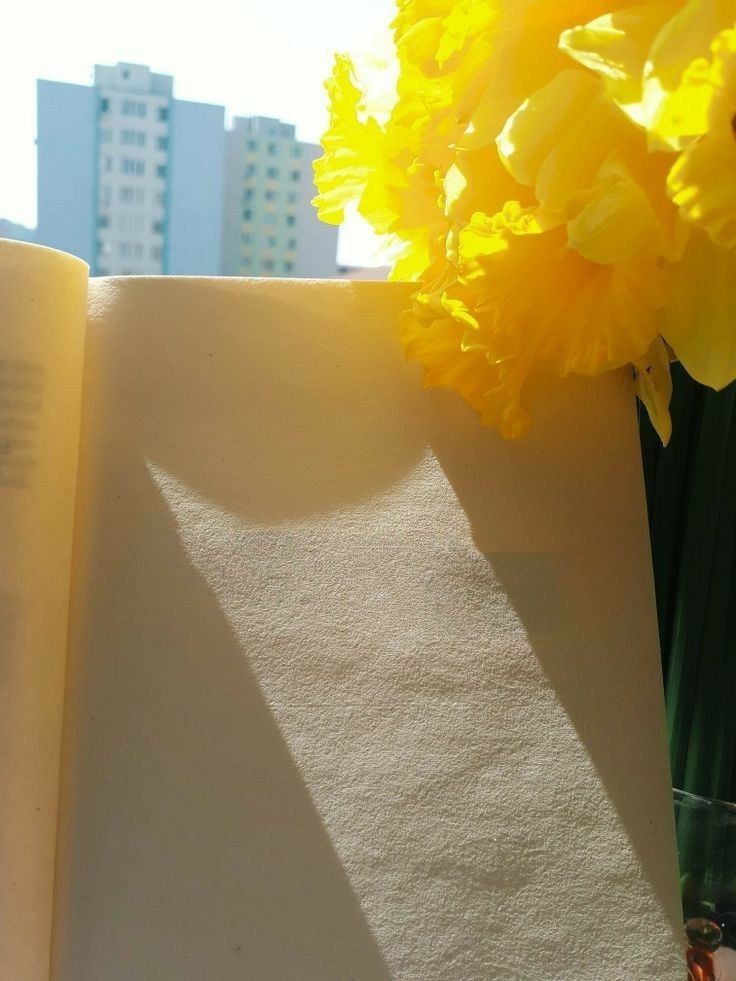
[53,277,683,979]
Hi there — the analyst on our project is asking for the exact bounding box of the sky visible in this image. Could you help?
[0,0,396,267]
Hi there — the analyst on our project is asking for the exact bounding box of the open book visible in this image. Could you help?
[1,239,684,979]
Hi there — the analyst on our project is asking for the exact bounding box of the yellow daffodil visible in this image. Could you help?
[314,0,736,443]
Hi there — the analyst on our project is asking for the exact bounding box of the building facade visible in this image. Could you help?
[37,64,225,275]
[221,116,338,279]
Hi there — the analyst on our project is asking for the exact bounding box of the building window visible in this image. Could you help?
[158,106,168,122]
[265,190,276,201]
[120,242,144,259]
[152,246,162,261]
[121,130,146,146]
[287,238,297,250]
[97,240,111,256]
[103,157,113,173]
[291,170,301,182]
[153,220,165,234]
[155,191,166,207]
[266,166,279,179]
[120,186,144,204]
[121,158,145,176]
[286,215,296,227]
[122,99,146,117]
[263,259,275,272]
[100,129,112,143]
[156,164,167,179]
[119,214,144,232]
[243,189,254,203]
[100,97,110,113]
[247,139,257,151]
[292,146,302,158]
[97,215,110,228]
[241,232,251,244]
[267,236,277,247]
[245,164,256,178]
[242,209,252,221]
[99,185,112,207]
[268,142,277,155]
[287,191,297,204]
[156,136,168,151]
[284,261,295,273]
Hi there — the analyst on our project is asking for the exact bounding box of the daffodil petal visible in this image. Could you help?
[660,230,736,390]
[497,70,601,188]
[534,95,635,215]
[643,0,736,146]
[568,157,671,264]
[668,132,736,247]
[560,4,678,126]
[634,337,674,445]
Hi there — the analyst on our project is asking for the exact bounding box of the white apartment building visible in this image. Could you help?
[95,65,173,276]
[221,116,338,279]
[37,63,225,275]
[95,64,171,274]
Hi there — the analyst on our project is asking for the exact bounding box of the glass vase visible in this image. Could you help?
[674,789,736,980]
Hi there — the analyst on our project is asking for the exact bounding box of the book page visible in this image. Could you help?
[54,277,683,979]
[0,241,88,979]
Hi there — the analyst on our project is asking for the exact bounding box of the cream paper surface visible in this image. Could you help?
[53,277,684,979]
[0,241,88,979]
